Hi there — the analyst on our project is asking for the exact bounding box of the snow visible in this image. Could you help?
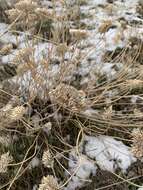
[65,150,97,190]
[89,0,107,5]
[65,135,136,190]
[0,23,25,44]
[84,135,136,173]
[82,108,99,117]
[131,95,139,104]
[43,122,52,135]
[29,157,40,169]
[138,187,143,190]
[32,185,38,190]
[104,28,125,51]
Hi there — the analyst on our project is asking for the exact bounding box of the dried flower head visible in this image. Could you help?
[16,62,30,75]
[49,83,89,112]
[35,8,53,20]
[103,105,113,119]
[38,175,59,190]
[5,8,24,22]
[0,105,26,128]
[42,148,54,168]
[15,0,38,12]
[0,152,13,173]
[69,29,88,40]
[0,44,13,55]
[98,20,112,33]
[6,0,39,29]
[131,128,143,158]
[8,106,26,121]
[56,43,68,56]
[13,47,34,65]
[126,80,143,90]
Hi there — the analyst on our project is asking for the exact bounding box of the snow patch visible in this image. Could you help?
[65,150,97,190]
[29,157,40,169]
[84,135,136,173]
[138,186,143,190]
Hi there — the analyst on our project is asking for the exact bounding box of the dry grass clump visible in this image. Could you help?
[5,0,54,32]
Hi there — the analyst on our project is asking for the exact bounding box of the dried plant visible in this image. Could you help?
[49,83,90,112]
[0,105,26,128]
[98,20,112,33]
[131,129,143,158]
[38,175,59,190]
[0,44,13,55]
[5,0,41,30]
[42,148,54,168]
[13,47,34,65]
[0,152,13,173]
[69,29,88,40]
[0,0,143,189]
[8,105,26,121]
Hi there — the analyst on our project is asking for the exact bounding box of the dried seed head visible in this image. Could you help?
[105,4,114,14]
[98,20,112,33]
[42,149,54,168]
[15,0,38,12]
[5,8,24,22]
[0,44,13,55]
[8,106,26,121]
[131,128,143,158]
[56,43,68,56]
[0,152,13,173]
[126,79,143,89]
[13,47,34,65]
[38,175,59,190]
[35,8,53,19]
[69,29,88,40]
[16,62,30,75]
[0,105,26,128]
[49,83,89,112]
[103,105,113,119]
